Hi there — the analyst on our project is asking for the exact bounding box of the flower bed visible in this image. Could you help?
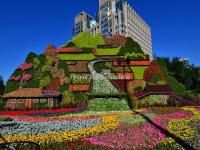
[82,111,192,149]
[6,115,100,122]
[0,108,80,116]
[0,118,101,135]
[0,115,119,145]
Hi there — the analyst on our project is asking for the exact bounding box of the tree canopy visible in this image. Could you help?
[0,76,5,95]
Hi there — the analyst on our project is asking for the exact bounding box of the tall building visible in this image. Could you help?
[73,0,152,58]
[73,11,97,36]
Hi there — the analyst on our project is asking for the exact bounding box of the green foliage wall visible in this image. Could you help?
[71,32,105,48]
[118,37,147,59]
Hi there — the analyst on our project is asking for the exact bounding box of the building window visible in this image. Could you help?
[40,99,47,103]
[33,99,39,104]
[11,99,17,103]
[18,99,24,103]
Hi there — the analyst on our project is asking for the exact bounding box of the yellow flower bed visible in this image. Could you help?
[0,115,119,145]
[161,107,200,144]
[167,118,195,141]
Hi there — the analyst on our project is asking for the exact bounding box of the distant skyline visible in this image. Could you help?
[0,0,200,82]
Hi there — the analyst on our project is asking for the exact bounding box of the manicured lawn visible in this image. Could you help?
[131,66,147,79]
[58,53,95,60]
[96,47,120,56]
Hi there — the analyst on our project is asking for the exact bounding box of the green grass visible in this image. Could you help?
[130,66,147,79]
[58,53,95,60]
[96,47,120,56]
[119,113,156,126]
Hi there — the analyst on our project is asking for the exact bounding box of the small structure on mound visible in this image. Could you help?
[2,88,61,110]
[134,84,173,100]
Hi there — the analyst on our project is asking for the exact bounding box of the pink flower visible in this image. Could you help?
[17,62,33,71]
[22,74,32,81]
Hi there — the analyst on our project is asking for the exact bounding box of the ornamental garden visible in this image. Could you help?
[0,32,200,149]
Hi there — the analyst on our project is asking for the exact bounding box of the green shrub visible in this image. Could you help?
[57,61,69,77]
[58,84,68,93]
[4,81,20,94]
[39,75,51,87]
[42,65,52,73]
[33,57,40,69]
[134,86,143,92]
[0,97,5,111]
[74,92,87,104]
[23,78,40,88]
[93,61,109,73]
[149,73,161,83]
[25,52,37,63]
[61,91,75,107]
[88,98,130,111]
[137,95,168,109]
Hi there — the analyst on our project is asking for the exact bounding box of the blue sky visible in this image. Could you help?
[0,0,200,82]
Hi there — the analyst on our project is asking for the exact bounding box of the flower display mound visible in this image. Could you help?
[0,115,118,146]
[0,108,80,116]
[88,98,130,111]
[82,110,193,149]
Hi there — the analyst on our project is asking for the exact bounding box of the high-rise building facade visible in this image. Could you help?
[73,0,152,58]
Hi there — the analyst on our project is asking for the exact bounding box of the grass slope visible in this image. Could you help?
[130,66,147,79]
[58,53,95,61]
[96,47,120,56]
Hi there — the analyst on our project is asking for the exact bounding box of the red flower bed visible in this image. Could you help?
[69,85,90,92]
[7,115,100,122]
[56,47,81,53]
[104,34,127,47]
[0,108,79,116]
[110,79,133,92]
[117,72,134,80]
[143,60,164,81]
[113,60,150,66]
[68,61,89,73]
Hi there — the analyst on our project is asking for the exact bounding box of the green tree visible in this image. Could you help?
[39,75,51,87]
[0,76,5,95]
[25,52,37,63]
[33,57,40,69]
